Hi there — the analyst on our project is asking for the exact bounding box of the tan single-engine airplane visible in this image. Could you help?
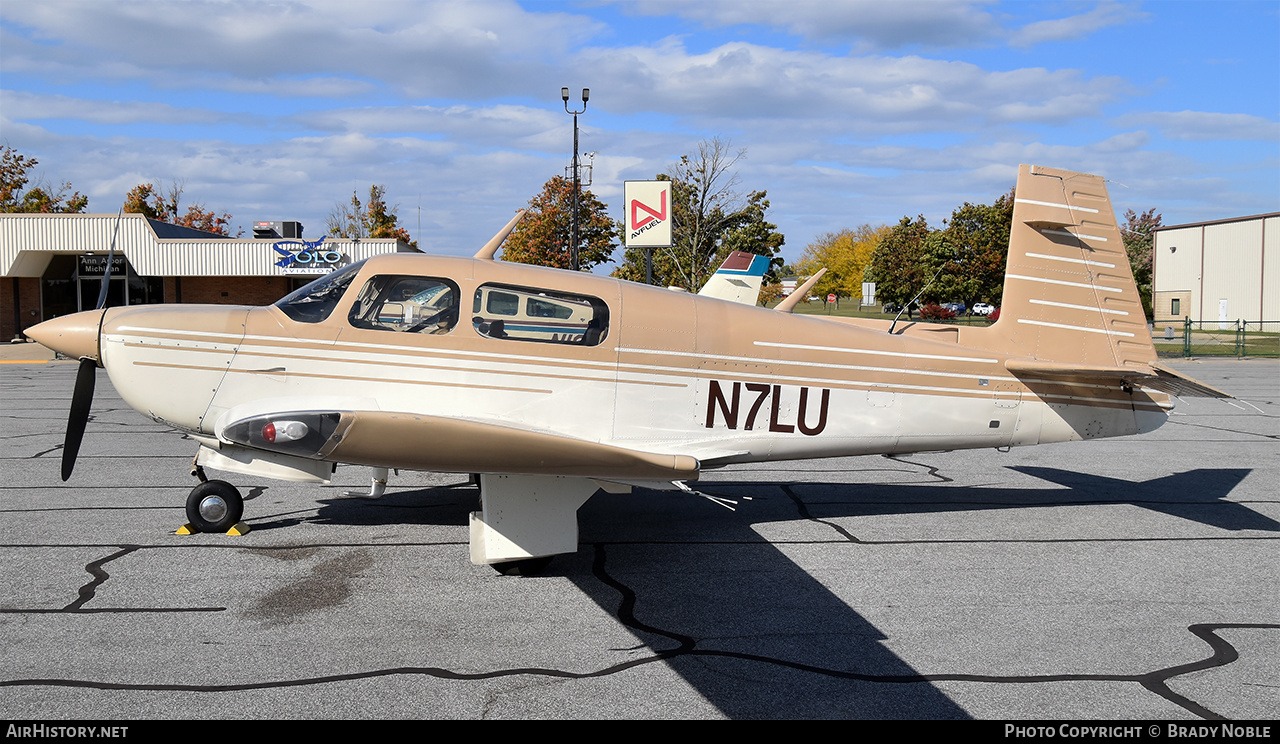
[28,164,1228,573]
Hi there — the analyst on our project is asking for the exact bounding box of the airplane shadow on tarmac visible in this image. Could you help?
[298,465,1269,719]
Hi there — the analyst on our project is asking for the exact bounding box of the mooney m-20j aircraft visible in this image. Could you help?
[29,165,1227,573]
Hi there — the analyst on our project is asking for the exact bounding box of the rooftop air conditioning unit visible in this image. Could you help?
[252,221,304,239]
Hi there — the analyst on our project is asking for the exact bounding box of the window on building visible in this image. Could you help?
[1170,298,1180,317]
[472,283,609,346]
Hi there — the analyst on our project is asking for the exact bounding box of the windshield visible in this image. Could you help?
[274,260,365,323]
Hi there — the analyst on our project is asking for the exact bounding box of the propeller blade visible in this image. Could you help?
[61,357,97,481]
[95,209,124,310]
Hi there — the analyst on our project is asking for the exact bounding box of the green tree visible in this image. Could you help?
[715,189,787,280]
[615,138,784,290]
[327,185,416,247]
[500,176,616,271]
[1121,208,1161,319]
[123,180,237,236]
[1,146,88,213]
[865,188,1015,312]
[864,216,934,307]
[795,224,888,303]
[934,190,1014,306]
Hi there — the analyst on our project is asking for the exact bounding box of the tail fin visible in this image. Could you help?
[698,251,771,305]
[994,164,1155,368]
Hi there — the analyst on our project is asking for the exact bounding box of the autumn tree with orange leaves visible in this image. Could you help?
[1,146,88,214]
[501,176,616,271]
[326,184,416,247]
[122,180,237,236]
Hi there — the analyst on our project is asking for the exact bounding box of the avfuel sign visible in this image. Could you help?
[624,180,673,248]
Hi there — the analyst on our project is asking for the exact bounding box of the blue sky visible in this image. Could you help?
[2,1,1276,267]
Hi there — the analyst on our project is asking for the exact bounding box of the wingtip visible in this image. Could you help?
[474,209,528,261]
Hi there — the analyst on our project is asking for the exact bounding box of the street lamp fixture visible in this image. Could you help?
[562,87,589,271]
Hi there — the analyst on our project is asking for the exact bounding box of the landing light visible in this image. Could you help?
[262,420,308,443]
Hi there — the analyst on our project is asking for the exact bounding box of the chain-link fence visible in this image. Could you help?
[1153,319,1280,358]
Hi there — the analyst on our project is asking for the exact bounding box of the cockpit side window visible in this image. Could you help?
[348,275,460,335]
[274,261,364,323]
[472,283,609,346]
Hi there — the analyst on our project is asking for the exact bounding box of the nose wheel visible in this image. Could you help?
[184,480,245,534]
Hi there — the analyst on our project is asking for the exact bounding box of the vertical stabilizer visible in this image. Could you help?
[698,251,771,305]
[994,165,1154,368]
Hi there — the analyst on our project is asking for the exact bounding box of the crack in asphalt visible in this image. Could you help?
[0,545,226,615]
[63,546,139,611]
[0,542,1273,720]
[884,454,955,483]
[780,483,862,543]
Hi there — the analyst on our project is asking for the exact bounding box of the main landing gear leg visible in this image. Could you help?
[469,474,599,576]
[343,467,389,499]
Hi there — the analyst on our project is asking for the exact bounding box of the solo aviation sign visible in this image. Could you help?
[623,180,673,248]
[272,237,345,275]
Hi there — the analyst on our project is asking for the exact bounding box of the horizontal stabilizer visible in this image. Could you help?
[1006,358,1233,398]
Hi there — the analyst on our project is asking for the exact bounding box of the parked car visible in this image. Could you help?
[972,302,995,316]
[882,302,902,314]
[942,301,966,315]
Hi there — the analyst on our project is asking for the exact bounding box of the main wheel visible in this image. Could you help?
[186,480,244,533]
[491,556,554,577]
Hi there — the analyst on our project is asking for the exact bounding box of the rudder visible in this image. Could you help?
[993,164,1155,368]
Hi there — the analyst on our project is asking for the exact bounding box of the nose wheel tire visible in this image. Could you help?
[186,480,244,533]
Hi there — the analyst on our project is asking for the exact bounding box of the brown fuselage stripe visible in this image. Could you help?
[116,335,1154,411]
[130,361,554,395]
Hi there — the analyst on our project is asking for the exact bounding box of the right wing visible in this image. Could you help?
[219,409,701,480]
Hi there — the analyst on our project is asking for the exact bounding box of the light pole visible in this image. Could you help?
[562,86,588,271]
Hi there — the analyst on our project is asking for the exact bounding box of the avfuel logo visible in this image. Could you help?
[623,180,673,248]
[705,380,831,436]
[630,189,666,234]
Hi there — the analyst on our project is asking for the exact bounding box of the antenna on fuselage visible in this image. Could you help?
[887,253,963,334]
[774,268,827,314]
[474,209,527,261]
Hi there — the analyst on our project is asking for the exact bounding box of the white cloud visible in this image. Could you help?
[581,41,1128,132]
[0,0,601,98]
[2,2,1273,262]
[616,0,1005,50]
[1114,111,1280,141]
[1009,2,1147,48]
[0,90,251,126]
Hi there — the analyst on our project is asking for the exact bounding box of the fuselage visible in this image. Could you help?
[75,252,1170,475]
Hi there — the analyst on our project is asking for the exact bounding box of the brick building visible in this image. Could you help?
[1,214,411,340]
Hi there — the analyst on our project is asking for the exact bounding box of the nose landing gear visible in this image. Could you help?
[178,478,248,535]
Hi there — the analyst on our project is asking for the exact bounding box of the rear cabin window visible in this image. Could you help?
[471,283,609,346]
[348,275,460,335]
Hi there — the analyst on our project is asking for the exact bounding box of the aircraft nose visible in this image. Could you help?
[26,309,106,362]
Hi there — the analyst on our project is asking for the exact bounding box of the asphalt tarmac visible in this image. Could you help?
[0,354,1276,720]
